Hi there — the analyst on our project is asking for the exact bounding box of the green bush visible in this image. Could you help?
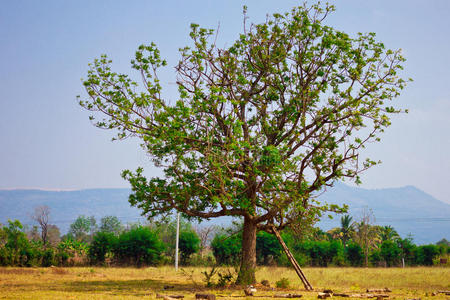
[42,248,55,267]
[89,231,117,264]
[415,244,439,266]
[296,240,344,267]
[275,277,290,288]
[211,233,241,265]
[369,250,382,266]
[256,231,282,265]
[345,242,364,266]
[380,240,401,267]
[179,230,200,265]
[113,226,164,267]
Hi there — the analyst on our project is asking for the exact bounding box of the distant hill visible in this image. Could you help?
[317,182,450,244]
[0,188,144,233]
[0,183,448,244]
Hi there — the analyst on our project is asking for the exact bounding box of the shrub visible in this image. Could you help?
[256,231,282,265]
[211,233,241,265]
[113,226,164,267]
[415,244,439,266]
[88,231,117,264]
[179,230,200,265]
[345,242,364,266]
[275,277,290,288]
[42,248,55,267]
[380,240,401,267]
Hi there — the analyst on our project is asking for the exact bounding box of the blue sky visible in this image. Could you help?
[1,0,449,204]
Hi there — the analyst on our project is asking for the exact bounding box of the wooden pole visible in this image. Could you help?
[271,226,313,291]
[175,212,180,271]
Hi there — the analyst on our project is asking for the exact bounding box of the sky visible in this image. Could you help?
[1,0,449,204]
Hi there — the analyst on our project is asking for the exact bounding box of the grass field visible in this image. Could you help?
[0,266,448,299]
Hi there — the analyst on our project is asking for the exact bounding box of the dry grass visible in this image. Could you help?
[0,266,448,299]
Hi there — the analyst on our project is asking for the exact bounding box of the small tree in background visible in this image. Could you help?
[179,230,200,264]
[345,242,363,266]
[340,215,354,246]
[99,216,122,234]
[353,208,379,267]
[211,233,242,265]
[89,231,117,265]
[47,225,61,246]
[31,205,50,246]
[114,226,164,267]
[380,240,401,267]
[379,225,400,242]
[68,215,97,242]
[195,225,217,258]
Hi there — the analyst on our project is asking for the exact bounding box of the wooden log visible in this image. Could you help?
[317,292,332,299]
[366,288,391,293]
[333,293,350,297]
[156,295,181,300]
[273,293,303,298]
[196,293,216,300]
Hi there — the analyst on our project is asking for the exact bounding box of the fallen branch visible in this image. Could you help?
[156,294,184,299]
[437,290,450,295]
[273,293,303,298]
[156,294,185,300]
[366,288,391,293]
[317,292,332,299]
[196,293,216,300]
[331,293,389,298]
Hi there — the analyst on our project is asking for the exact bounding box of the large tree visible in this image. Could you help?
[79,3,408,283]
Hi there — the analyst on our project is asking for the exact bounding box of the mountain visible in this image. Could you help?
[0,183,448,244]
[317,182,450,244]
[0,188,144,233]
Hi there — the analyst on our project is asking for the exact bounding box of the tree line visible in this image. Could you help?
[0,207,448,268]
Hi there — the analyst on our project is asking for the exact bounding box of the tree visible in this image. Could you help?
[68,215,97,242]
[353,209,380,267]
[380,240,401,267]
[379,225,399,242]
[397,237,416,266]
[179,230,200,264]
[211,233,242,265]
[99,216,122,234]
[345,242,363,266]
[79,3,408,283]
[194,224,217,258]
[47,225,61,246]
[150,216,197,259]
[340,215,354,246]
[114,226,164,267]
[89,231,117,264]
[31,205,50,245]
[256,231,282,265]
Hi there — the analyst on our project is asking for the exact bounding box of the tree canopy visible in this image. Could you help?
[79,3,408,283]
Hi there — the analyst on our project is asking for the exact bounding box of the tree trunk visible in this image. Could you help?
[236,216,257,285]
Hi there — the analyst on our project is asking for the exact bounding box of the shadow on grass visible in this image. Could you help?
[62,278,205,295]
